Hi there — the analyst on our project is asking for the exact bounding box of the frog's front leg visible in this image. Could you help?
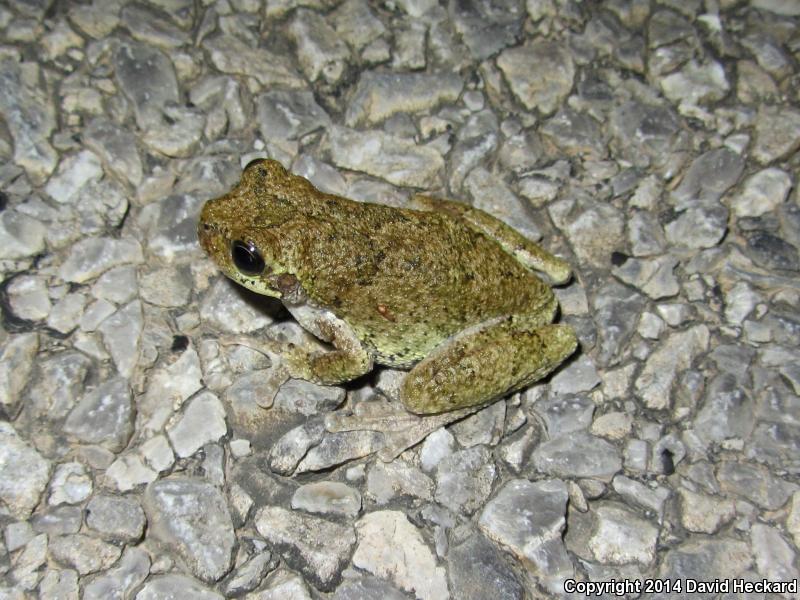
[283,303,373,385]
[400,314,577,415]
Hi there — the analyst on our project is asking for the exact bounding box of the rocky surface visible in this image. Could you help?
[0,1,799,597]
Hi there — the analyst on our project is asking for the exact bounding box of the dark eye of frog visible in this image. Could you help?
[231,240,266,276]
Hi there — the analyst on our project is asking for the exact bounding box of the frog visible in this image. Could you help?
[198,158,577,417]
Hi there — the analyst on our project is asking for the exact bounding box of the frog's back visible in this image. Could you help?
[293,196,554,367]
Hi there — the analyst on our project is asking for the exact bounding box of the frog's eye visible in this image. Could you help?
[231,240,265,276]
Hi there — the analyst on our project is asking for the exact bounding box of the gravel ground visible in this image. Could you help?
[1,0,799,598]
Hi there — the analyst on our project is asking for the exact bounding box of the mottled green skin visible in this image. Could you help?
[199,159,577,414]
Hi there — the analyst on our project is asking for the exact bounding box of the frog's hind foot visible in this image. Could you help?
[324,400,480,461]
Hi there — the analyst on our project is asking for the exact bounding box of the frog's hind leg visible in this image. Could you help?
[400,314,578,415]
[411,194,571,285]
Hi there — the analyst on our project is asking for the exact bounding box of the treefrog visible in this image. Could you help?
[198,159,577,415]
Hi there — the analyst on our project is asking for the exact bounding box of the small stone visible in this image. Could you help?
[446,532,524,600]
[419,427,455,472]
[352,510,448,600]
[48,462,92,506]
[591,412,633,440]
[479,479,572,592]
[98,300,143,378]
[4,521,34,552]
[48,534,122,575]
[166,391,227,458]
[660,60,729,107]
[549,355,601,395]
[38,569,79,600]
[549,195,625,268]
[531,431,622,481]
[120,3,189,48]
[787,491,800,548]
[139,266,192,307]
[64,376,134,452]
[0,209,47,260]
[267,419,326,475]
[92,266,137,305]
[366,460,434,504]
[11,533,48,591]
[0,332,39,419]
[448,110,500,192]
[82,546,150,600]
[346,72,463,127]
[0,422,50,519]
[135,574,223,600]
[465,167,541,242]
[391,22,427,69]
[31,506,82,536]
[59,237,143,283]
[717,461,797,510]
[83,119,143,186]
[435,446,497,515]
[730,168,792,218]
[332,575,408,600]
[0,57,57,182]
[142,106,205,158]
[752,105,800,164]
[85,495,146,542]
[229,439,251,458]
[677,487,735,534]
[144,477,235,583]
[200,279,273,334]
[44,150,102,204]
[255,506,355,591]
[532,393,594,437]
[288,9,350,84]
[638,312,665,339]
[635,325,710,410]
[6,275,48,321]
[451,0,525,60]
[658,537,752,584]
[450,401,505,447]
[113,40,178,129]
[540,108,606,158]
[612,255,680,299]
[140,347,203,433]
[326,125,443,188]
[694,373,754,444]
[565,502,658,566]
[291,481,362,517]
[257,90,330,142]
[273,379,346,416]
[751,523,799,584]
[204,35,304,89]
[497,40,575,115]
[254,568,312,599]
[331,0,386,52]
[745,231,799,271]
[222,551,274,597]
[104,454,157,492]
[612,476,669,520]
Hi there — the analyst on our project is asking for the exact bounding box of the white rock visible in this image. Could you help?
[167,392,227,458]
[730,168,792,218]
[0,422,50,518]
[352,511,449,600]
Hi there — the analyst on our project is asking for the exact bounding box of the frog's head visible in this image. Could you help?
[198,158,305,299]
